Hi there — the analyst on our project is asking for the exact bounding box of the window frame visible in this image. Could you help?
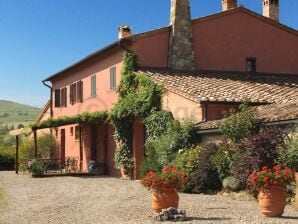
[91,75,97,97]
[110,66,116,91]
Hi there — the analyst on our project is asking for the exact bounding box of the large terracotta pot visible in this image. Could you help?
[151,189,179,214]
[295,172,298,210]
[258,185,286,217]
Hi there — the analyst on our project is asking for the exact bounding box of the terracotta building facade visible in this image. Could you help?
[41,0,298,178]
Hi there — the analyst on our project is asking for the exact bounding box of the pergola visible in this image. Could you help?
[9,127,34,174]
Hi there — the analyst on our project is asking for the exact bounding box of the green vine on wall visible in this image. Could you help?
[32,111,109,130]
[110,51,163,170]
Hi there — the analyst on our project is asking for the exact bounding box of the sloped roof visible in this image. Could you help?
[197,102,298,130]
[36,100,51,122]
[142,70,298,104]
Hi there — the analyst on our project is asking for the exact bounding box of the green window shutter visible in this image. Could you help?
[70,84,74,104]
[77,80,83,102]
[62,87,67,107]
[54,89,61,107]
[110,67,116,90]
[91,75,96,97]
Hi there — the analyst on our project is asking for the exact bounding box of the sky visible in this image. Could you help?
[0,0,297,108]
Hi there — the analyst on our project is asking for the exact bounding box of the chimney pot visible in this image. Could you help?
[118,25,132,39]
[222,0,238,11]
[262,0,279,22]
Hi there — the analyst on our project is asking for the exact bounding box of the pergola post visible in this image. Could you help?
[15,135,19,174]
[34,130,38,159]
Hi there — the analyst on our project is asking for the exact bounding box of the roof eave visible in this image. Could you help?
[42,41,119,82]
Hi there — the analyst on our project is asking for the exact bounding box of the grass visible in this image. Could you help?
[0,188,6,207]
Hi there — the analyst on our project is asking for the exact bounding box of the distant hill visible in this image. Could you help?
[0,100,41,128]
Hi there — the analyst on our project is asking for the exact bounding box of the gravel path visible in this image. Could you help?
[0,171,297,224]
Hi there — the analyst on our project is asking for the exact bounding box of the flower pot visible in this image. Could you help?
[295,172,298,210]
[151,189,179,214]
[120,167,130,180]
[258,185,286,217]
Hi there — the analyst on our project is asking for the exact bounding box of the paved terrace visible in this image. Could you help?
[0,172,297,224]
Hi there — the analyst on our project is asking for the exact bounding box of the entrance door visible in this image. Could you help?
[91,125,97,161]
[60,129,65,165]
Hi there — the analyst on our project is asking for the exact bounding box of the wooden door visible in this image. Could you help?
[91,125,97,161]
[60,129,65,165]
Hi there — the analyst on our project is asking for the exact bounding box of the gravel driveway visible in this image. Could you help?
[0,171,297,224]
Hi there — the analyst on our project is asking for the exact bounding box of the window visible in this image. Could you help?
[70,83,77,105]
[61,87,67,107]
[69,81,83,104]
[110,66,116,90]
[77,80,83,102]
[91,75,96,97]
[75,126,80,141]
[70,127,74,136]
[54,89,61,107]
[246,57,256,73]
[55,129,58,138]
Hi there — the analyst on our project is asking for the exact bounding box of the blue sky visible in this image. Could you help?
[0,0,297,108]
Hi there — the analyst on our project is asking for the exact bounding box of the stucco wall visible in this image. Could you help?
[192,11,298,74]
[131,28,169,68]
[206,103,240,121]
[162,90,202,122]
[52,48,124,118]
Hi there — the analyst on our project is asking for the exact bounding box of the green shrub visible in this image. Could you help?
[232,127,286,187]
[211,143,242,181]
[276,128,298,171]
[19,134,57,171]
[222,176,241,192]
[144,121,199,172]
[174,146,202,175]
[28,159,45,177]
[140,148,162,178]
[220,104,255,143]
[0,154,15,170]
[187,144,222,193]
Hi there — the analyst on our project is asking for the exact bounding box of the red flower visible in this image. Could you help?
[247,165,295,192]
[140,165,187,193]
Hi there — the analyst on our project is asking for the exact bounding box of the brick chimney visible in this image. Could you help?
[222,0,238,11]
[118,25,132,39]
[168,0,195,70]
[263,0,279,22]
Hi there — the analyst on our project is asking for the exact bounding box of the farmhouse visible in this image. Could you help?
[37,0,298,179]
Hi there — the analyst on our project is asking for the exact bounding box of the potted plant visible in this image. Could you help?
[140,165,187,214]
[276,130,298,210]
[114,144,134,179]
[247,165,295,217]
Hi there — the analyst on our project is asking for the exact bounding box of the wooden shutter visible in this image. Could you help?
[77,81,83,102]
[61,87,67,107]
[70,84,74,105]
[91,75,96,97]
[110,67,116,90]
[54,89,61,107]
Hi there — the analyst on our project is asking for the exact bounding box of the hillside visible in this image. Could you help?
[0,100,41,128]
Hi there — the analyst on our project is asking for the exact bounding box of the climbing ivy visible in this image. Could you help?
[111,51,199,173]
[32,111,109,130]
[110,51,163,170]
